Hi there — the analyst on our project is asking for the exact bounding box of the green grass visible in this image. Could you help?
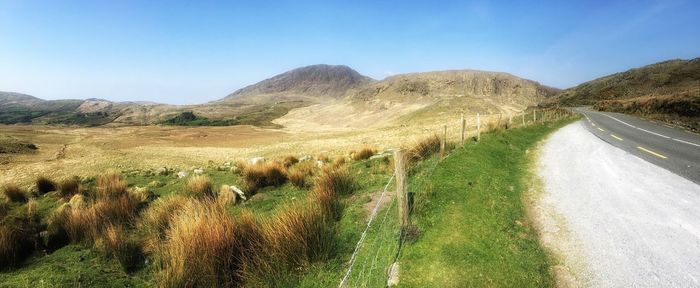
[399,119,575,287]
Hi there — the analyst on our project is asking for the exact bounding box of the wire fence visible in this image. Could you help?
[339,108,575,287]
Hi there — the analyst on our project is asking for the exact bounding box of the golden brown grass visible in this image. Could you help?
[333,156,347,167]
[315,167,354,196]
[3,184,27,203]
[0,222,34,268]
[287,169,307,189]
[407,134,441,161]
[35,176,56,194]
[139,196,190,255]
[183,176,214,199]
[97,224,143,272]
[158,201,246,287]
[58,177,81,198]
[62,193,139,243]
[282,155,299,168]
[243,161,288,193]
[352,147,376,161]
[217,185,237,206]
[96,172,128,199]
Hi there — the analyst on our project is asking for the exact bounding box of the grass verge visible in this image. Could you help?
[399,118,576,287]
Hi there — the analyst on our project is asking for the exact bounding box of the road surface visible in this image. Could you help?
[535,121,700,287]
[574,107,700,184]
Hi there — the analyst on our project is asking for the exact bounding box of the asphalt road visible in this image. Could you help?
[574,107,700,184]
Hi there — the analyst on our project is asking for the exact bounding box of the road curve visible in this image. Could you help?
[536,121,700,287]
[574,107,700,184]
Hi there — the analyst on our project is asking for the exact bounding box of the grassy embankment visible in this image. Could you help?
[399,117,577,287]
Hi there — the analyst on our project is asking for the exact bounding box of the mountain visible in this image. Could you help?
[220,64,374,103]
[274,70,559,130]
[552,58,700,130]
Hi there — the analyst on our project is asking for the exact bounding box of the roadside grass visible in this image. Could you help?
[399,119,575,287]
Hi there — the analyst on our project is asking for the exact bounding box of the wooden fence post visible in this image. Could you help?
[395,150,409,229]
[476,113,481,141]
[440,124,446,158]
[522,113,525,126]
[533,110,536,123]
[461,113,465,147]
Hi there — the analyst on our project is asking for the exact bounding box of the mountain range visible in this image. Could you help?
[1,58,697,129]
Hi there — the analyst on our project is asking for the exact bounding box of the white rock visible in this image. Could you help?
[193,168,204,175]
[223,162,231,167]
[299,155,313,162]
[177,171,189,178]
[248,157,265,165]
[230,185,247,201]
[316,160,325,168]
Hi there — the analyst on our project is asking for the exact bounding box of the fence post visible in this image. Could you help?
[533,110,536,123]
[476,113,481,141]
[395,150,409,229]
[440,124,446,158]
[460,113,465,147]
[522,113,525,126]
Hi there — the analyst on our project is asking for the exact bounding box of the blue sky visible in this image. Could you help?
[1,0,699,104]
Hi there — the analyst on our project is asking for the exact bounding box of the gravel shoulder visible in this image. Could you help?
[534,121,700,287]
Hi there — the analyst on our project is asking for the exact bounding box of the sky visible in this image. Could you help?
[1,0,699,104]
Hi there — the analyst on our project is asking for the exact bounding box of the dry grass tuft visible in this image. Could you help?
[139,196,190,255]
[407,134,441,161]
[158,201,247,287]
[183,176,214,199]
[287,169,307,189]
[58,177,81,198]
[315,167,355,196]
[333,156,347,167]
[0,223,34,268]
[36,176,57,194]
[96,172,128,199]
[243,162,288,193]
[282,155,299,168]
[217,185,237,206]
[63,193,139,243]
[3,184,27,203]
[97,224,143,272]
[352,147,376,161]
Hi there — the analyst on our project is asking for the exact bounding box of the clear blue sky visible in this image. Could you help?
[1,0,699,104]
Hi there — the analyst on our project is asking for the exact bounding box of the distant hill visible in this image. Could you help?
[552,58,700,130]
[275,70,559,130]
[220,64,374,103]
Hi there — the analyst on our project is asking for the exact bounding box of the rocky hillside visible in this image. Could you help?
[555,58,700,105]
[221,64,374,103]
[553,58,700,130]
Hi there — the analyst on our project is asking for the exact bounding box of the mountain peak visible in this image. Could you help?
[222,64,374,103]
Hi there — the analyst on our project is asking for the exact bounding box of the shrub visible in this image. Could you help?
[158,201,249,287]
[58,177,81,198]
[243,162,288,193]
[287,170,307,189]
[183,176,214,199]
[407,134,441,161]
[96,172,128,199]
[3,184,27,203]
[98,225,143,273]
[352,147,376,161]
[282,156,299,168]
[36,176,56,194]
[139,196,190,255]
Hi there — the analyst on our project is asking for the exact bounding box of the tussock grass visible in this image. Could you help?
[282,155,299,168]
[158,201,246,287]
[0,223,34,269]
[315,167,354,196]
[287,169,307,188]
[407,134,441,161]
[139,196,190,255]
[183,176,214,199]
[3,184,27,203]
[63,193,139,243]
[98,225,143,273]
[58,177,81,198]
[36,176,57,194]
[44,205,70,252]
[352,147,376,161]
[96,172,128,199]
[333,156,347,167]
[217,185,237,206]
[243,161,288,193]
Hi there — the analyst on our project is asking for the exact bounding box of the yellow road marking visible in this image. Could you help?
[637,146,667,159]
[597,127,605,132]
[611,134,623,141]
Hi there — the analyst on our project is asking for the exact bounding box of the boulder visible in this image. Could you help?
[177,171,189,178]
[248,157,265,165]
[155,167,169,176]
[230,185,247,201]
[193,168,204,175]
